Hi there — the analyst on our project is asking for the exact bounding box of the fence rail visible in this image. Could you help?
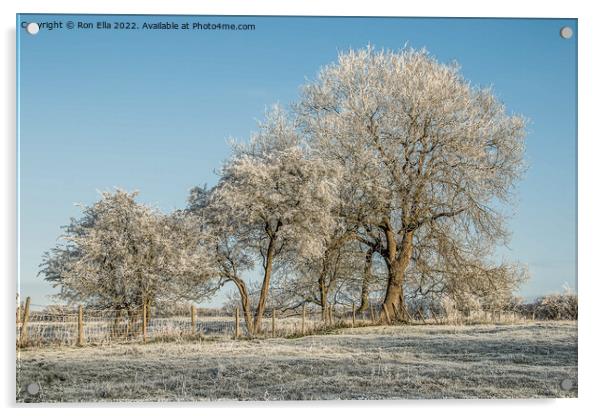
[16,297,540,348]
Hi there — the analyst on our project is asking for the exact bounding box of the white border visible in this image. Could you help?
[2,1,600,415]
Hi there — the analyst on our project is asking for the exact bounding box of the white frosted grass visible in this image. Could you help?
[16,321,577,402]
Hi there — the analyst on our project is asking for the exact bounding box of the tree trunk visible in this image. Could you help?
[358,248,374,312]
[254,236,277,332]
[317,272,330,321]
[231,277,254,336]
[381,230,414,323]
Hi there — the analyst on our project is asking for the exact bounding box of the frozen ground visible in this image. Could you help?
[16,321,577,402]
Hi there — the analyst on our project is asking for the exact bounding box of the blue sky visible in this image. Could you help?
[17,15,577,306]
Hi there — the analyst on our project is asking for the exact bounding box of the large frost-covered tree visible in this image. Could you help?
[296,47,526,319]
[190,107,339,334]
[39,190,213,311]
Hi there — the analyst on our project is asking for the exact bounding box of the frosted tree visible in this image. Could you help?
[275,195,368,319]
[162,209,217,302]
[39,190,214,312]
[187,184,256,333]
[296,46,526,320]
[197,106,339,334]
[273,230,362,318]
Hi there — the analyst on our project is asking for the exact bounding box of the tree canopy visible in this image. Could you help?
[296,46,526,318]
[40,190,213,310]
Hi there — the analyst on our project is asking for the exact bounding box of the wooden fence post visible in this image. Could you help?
[246,310,252,336]
[19,296,31,347]
[370,304,376,324]
[142,302,148,343]
[272,308,276,337]
[77,305,84,346]
[146,300,151,325]
[301,304,306,335]
[352,303,356,328]
[328,305,333,325]
[191,305,196,335]
[234,307,240,339]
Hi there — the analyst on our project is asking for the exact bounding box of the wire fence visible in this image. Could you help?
[16,297,538,348]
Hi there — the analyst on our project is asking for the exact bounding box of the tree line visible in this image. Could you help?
[40,47,528,335]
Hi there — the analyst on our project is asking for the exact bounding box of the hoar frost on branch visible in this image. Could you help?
[41,46,531,327]
[188,106,340,334]
[296,46,527,320]
[40,190,214,311]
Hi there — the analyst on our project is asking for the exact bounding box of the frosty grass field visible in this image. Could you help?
[16,321,577,402]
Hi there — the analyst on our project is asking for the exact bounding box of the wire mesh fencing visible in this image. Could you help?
[16,301,373,347]
[16,297,538,348]
[17,303,237,347]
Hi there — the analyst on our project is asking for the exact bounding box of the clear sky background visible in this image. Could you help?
[17,15,577,307]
